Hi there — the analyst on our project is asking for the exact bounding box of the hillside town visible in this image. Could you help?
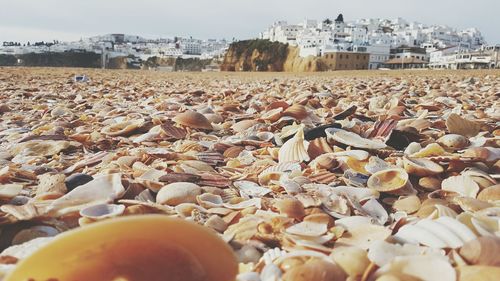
[260,14,500,70]
[1,34,230,69]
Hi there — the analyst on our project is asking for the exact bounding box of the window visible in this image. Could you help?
[346,54,349,59]
[340,54,343,59]
[357,55,360,59]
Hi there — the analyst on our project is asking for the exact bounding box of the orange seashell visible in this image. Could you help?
[283,104,309,120]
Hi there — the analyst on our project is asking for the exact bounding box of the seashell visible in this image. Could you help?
[281,258,346,281]
[205,113,223,124]
[0,184,23,199]
[409,143,447,158]
[437,134,470,150]
[48,173,125,216]
[10,140,71,157]
[285,221,328,237]
[307,137,333,159]
[446,113,481,137]
[156,182,202,206]
[223,216,261,243]
[4,215,238,281]
[101,119,145,136]
[12,225,60,245]
[161,122,187,140]
[223,146,245,158]
[330,246,370,278]
[172,110,213,130]
[309,153,338,170]
[337,224,391,250]
[326,129,387,149]
[461,168,496,190]
[373,255,455,281]
[457,265,500,281]
[394,216,477,248]
[367,168,410,193]
[367,240,444,268]
[79,204,125,220]
[35,173,67,199]
[196,193,223,209]
[283,104,308,120]
[233,181,272,198]
[418,176,442,191]
[278,128,310,163]
[136,168,169,192]
[361,198,389,225]
[274,197,305,220]
[365,156,391,174]
[132,125,162,143]
[403,157,443,176]
[392,195,421,214]
[179,160,215,173]
[459,236,500,266]
[204,215,228,233]
[477,185,500,201]
[231,120,257,133]
[463,147,500,162]
[442,175,480,198]
[261,107,283,122]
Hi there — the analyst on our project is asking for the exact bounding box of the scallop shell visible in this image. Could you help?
[403,157,444,176]
[261,107,283,122]
[367,240,444,268]
[442,175,480,198]
[79,204,125,220]
[463,147,500,162]
[283,104,308,120]
[459,236,500,266]
[394,216,477,248]
[156,182,202,206]
[101,119,145,136]
[457,265,500,281]
[172,110,213,130]
[307,137,333,159]
[326,129,387,149]
[278,128,310,163]
[274,197,305,220]
[373,255,455,281]
[4,215,238,281]
[437,134,470,150]
[477,185,500,201]
[446,113,481,137]
[367,168,410,193]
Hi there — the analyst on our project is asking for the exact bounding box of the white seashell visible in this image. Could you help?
[236,272,261,281]
[394,217,477,248]
[79,204,125,220]
[174,203,208,217]
[234,181,272,198]
[196,193,224,209]
[373,255,455,281]
[285,221,328,237]
[442,175,480,198]
[156,182,202,206]
[365,156,391,174]
[361,198,389,225]
[326,128,386,149]
[0,184,23,199]
[404,142,422,155]
[49,173,125,216]
[368,240,445,267]
[332,186,380,201]
[328,150,371,160]
[260,263,282,281]
[223,198,262,210]
[132,125,162,143]
[278,128,310,163]
[335,216,375,230]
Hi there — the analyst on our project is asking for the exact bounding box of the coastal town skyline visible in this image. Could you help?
[1,0,499,44]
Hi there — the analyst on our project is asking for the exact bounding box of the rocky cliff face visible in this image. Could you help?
[220,40,327,72]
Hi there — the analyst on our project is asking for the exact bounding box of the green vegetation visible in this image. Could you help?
[174,57,212,71]
[0,52,101,68]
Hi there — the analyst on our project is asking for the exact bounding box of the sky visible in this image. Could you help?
[1,0,499,44]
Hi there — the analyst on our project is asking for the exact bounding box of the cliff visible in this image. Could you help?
[220,39,327,72]
[0,52,101,68]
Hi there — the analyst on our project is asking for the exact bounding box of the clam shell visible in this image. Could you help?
[172,110,213,130]
[409,143,447,158]
[337,224,391,250]
[446,113,481,137]
[403,157,444,176]
[373,255,455,281]
[4,215,238,281]
[437,134,470,150]
[392,195,421,214]
[278,128,310,163]
[367,240,444,267]
[156,182,202,206]
[367,168,409,193]
[477,185,500,201]
[79,204,125,220]
[326,129,387,149]
[459,236,500,266]
[281,258,346,281]
[101,119,145,136]
[457,265,500,281]
[231,120,257,133]
[285,221,328,237]
[463,147,500,162]
[196,193,223,209]
[330,246,370,278]
[274,197,305,220]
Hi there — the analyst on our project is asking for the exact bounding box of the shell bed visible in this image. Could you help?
[0,68,499,281]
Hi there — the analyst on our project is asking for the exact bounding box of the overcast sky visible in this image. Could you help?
[1,0,499,44]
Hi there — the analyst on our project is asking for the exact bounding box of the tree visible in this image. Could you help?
[323,18,332,25]
[335,14,344,23]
